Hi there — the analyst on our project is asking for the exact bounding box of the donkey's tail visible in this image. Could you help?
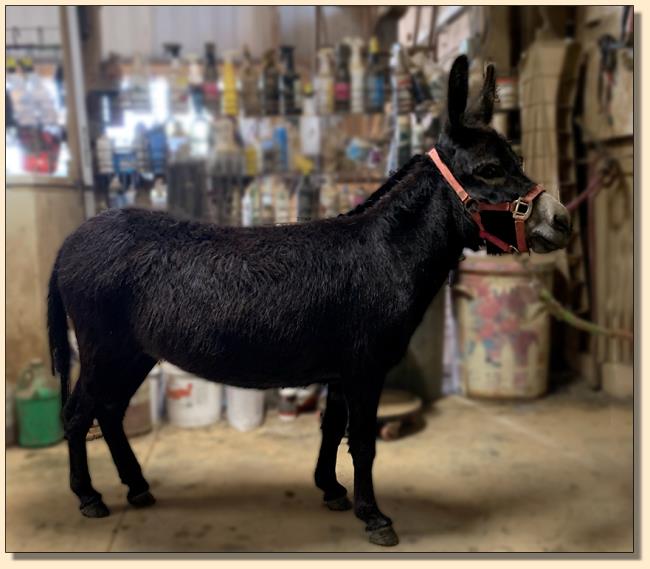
[47,263,71,407]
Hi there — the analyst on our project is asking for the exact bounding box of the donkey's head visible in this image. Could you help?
[437,55,571,254]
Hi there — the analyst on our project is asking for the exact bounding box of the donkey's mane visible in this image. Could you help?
[344,155,430,217]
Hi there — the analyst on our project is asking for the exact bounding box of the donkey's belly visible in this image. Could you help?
[144,331,342,388]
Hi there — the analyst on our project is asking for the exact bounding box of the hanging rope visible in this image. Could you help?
[535,285,633,342]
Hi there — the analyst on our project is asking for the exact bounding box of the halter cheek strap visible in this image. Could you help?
[427,147,545,254]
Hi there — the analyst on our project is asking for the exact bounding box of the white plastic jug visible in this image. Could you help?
[226,386,266,432]
[163,363,222,428]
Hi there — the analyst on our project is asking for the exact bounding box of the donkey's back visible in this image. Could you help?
[54,207,401,387]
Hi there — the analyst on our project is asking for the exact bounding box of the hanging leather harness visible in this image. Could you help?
[427,147,545,254]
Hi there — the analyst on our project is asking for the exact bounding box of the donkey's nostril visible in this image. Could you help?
[553,213,572,234]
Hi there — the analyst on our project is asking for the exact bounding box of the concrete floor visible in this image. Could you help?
[6,385,634,553]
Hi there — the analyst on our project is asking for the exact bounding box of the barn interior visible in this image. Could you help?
[5,5,634,554]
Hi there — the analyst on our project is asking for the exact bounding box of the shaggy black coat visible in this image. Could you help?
[49,152,478,398]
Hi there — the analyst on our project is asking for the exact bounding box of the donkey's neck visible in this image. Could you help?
[368,154,472,309]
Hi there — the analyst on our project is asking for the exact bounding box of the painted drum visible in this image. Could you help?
[163,363,223,428]
[454,255,555,399]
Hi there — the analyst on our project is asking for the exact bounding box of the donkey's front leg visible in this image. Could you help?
[345,380,399,546]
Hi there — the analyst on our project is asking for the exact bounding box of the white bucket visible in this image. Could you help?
[226,386,266,432]
[148,364,166,425]
[163,363,222,428]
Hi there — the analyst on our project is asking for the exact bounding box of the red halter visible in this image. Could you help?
[427,147,545,254]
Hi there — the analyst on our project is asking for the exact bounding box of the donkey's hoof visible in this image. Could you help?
[368,526,399,547]
[128,490,156,508]
[326,495,353,511]
[80,500,110,518]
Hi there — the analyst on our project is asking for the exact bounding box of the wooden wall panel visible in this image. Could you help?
[6,186,85,385]
[6,190,43,384]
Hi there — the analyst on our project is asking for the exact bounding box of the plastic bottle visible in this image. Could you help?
[260,49,280,116]
[315,48,334,115]
[96,132,115,176]
[319,174,339,218]
[396,114,412,167]
[187,53,204,115]
[7,56,25,126]
[391,43,413,115]
[260,175,275,225]
[129,53,151,112]
[365,36,385,113]
[274,175,291,224]
[240,45,261,116]
[164,43,188,115]
[150,176,168,210]
[410,114,425,155]
[334,43,351,113]
[24,57,58,126]
[279,45,300,116]
[6,56,21,93]
[301,81,316,116]
[273,125,289,171]
[241,180,254,227]
[202,42,220,115]
[410,51,432,109]
[295,164,319,223]
[108,175,124,208]
[220,50,239,117]
[133,123,151,173]
[348,38,365,114]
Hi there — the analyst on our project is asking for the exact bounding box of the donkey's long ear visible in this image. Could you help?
[474,63,497,124]
[447,55,469,128]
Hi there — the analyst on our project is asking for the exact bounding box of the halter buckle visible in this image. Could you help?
[511,198,533,221]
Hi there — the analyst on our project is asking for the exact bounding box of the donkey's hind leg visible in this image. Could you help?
[63,379,109,518]
[95,354,157,509]
[314,382,352,511]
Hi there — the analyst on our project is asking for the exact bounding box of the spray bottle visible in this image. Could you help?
[301,81,316,116]
[315,48,334,115]
[220,50,239,117]
[164,43,188,115]
[187,53,204,115]
[240,45,261,116]
[279,45,300,116]
[334,42,351,113]
[390,43,413,115]
[129,53,151,112]
[365,36,385,113]
[260,49,280,116]
[348,38,365,114]
[202,42,220,115]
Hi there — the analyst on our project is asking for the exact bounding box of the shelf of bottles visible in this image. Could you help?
[6,55,71,177]
[89,38,447,227]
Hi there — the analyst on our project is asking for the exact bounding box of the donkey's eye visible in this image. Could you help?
[475,164,505,179]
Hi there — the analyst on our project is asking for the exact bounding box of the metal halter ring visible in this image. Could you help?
[511,198,533,220]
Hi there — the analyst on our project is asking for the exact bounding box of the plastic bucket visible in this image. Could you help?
[6,382,16,447]
[226,386,266,432]
[164,364,222,428]
[454,255,554,399]
[16,392,63,448]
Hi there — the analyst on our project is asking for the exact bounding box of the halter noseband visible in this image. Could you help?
[427,147,545,254]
